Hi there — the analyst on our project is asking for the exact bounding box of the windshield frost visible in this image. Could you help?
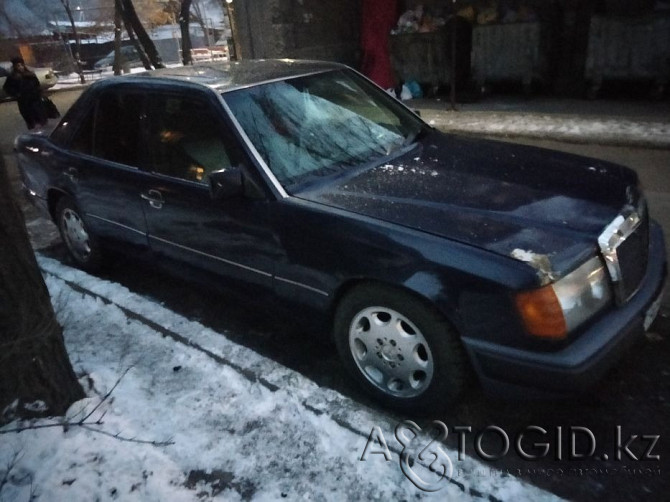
[224,70,422,187]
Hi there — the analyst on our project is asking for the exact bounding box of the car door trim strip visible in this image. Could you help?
[150,235,328,296]
[149,235,273,278]
[88,214,147,236]
[274,276,329,296]
[90,214,328,296]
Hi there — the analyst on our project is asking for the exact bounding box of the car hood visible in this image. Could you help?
[293,132,639,279]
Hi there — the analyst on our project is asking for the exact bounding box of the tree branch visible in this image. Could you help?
[0,450,23,493]
[0,368,173,447]
[80,425,174,446]
[79,366,131,424]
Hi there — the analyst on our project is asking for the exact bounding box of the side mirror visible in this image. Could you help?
[209,167,243,200]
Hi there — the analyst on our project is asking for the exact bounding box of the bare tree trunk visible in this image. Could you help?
[119,0,165,69]
[114,0,123,75]
[0,159,84,424]
[117,0,152,70]
[59,0,85,84]
[180,0,193,65]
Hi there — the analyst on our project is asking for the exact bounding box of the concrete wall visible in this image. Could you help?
[232,0,360,66]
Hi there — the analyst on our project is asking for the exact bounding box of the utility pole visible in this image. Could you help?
[180,0,193,65]
[450,0,457,111]
[222,0,240,60]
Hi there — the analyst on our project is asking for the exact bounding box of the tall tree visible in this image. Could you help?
[0,159,84,423]
[58,0,85,84]
[119,0,166,69]
[116,0,153,70]
[114,0,123,75]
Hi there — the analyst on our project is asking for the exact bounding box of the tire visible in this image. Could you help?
[55,196,102,271]
[334,284,468,413]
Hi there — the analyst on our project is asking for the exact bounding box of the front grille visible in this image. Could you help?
[598,204,650,305]
[616,216,649,302]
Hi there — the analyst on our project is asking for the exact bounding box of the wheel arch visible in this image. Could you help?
[330,277,473,410]
[46,188,71,222]
[328,277,462,339]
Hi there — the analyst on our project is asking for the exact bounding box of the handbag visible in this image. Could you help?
[42,96,60,119]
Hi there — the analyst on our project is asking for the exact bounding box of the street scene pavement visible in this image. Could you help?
[1,82,669,501]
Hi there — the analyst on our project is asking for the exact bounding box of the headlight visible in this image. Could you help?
[515,257,612,339]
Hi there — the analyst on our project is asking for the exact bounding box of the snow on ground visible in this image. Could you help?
[421,111,670,149]
[0,256,564,501]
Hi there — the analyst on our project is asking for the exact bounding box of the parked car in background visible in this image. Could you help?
[14,60,667,412]
[0,62,58,99]
[94,46,143,70]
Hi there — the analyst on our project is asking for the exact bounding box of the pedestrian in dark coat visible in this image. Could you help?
[2,57,47,130]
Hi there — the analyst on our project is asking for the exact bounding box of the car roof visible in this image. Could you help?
[94,59,347,94]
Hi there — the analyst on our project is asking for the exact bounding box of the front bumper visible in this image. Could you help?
[462,221,667,398]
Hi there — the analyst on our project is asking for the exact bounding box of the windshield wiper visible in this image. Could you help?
[403,125,430,146]
[385,126,428,156]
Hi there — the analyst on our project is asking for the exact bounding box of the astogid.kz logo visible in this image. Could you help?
[360,421,661,492]
[361,420,455,492]
[396,420,453,491]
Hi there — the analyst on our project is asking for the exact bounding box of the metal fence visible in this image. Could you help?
[471,22,547,94]
[585,14,670,98]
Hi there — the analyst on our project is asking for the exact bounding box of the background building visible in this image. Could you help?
[1,0,668,98]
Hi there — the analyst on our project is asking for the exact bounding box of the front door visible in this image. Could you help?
[139,90,279,288]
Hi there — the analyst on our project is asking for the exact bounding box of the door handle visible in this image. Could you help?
[141,189,164,209]
[64,167,78,183]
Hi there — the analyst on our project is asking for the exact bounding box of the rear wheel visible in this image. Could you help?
[334,284,468,413]
[55,197,102,271]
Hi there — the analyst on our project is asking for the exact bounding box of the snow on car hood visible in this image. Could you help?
[294,132,638,276]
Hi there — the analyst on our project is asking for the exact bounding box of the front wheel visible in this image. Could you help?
[55,196,102,271]
[334,284,469,413]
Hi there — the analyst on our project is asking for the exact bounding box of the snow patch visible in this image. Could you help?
[0,256,563,501]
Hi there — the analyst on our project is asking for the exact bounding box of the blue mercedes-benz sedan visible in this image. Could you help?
[15,60,667,412]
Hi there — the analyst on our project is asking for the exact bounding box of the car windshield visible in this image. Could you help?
[223,69,425,188]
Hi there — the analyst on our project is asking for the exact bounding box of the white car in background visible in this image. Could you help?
[0,61,58,99]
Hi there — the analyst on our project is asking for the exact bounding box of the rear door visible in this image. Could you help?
[59,88,149,251]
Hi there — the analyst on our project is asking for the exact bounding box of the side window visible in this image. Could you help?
[69,107,95,155]
[148,94,232,183]
[92,91,145,167]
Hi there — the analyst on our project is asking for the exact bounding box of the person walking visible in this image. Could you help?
[2,57,47,130]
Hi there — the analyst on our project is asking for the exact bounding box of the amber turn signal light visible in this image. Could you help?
[515,286,567,339]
